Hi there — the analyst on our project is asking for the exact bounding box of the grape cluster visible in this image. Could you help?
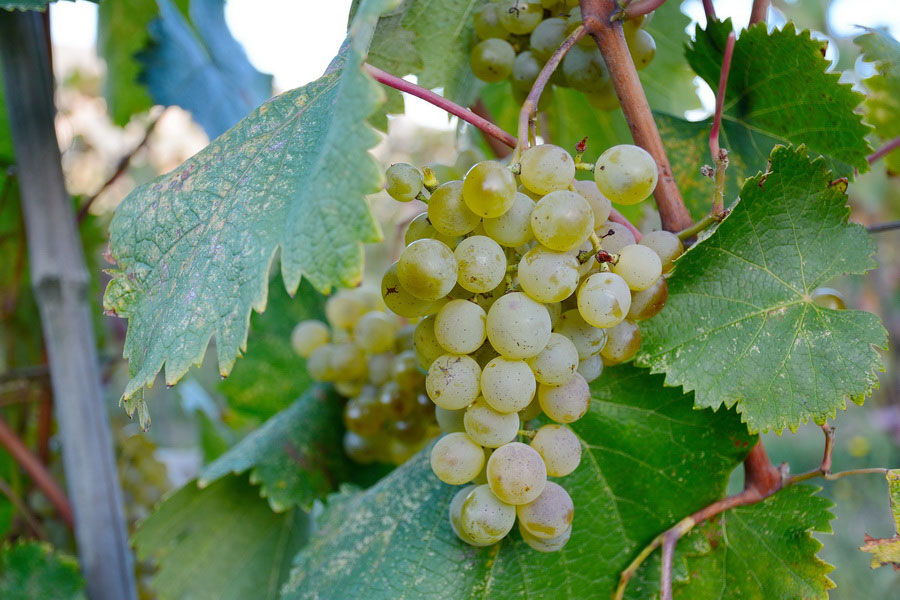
[293,287,438,465]
[470,1,656,110]
[381,142,682,552]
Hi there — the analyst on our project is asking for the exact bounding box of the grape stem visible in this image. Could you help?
[709,32,736,214]
[619,0,668,20]
[363,63,518,149]
[867,134,900,165]
[675,209,727,240]
[702,0,716,20]
[749,0,770,25]
[867,220,900,233]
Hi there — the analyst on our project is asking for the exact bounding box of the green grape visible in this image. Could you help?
[530,17,567,61]
[531,190,594,252]
[639,230,683,273]
[306,344,336,381]
[564,7,596,47]
[562,45,610,93]
[290,320,330,358]
[628,29,656,70]
[546,300,563,328]
[435,406,466,434]
[397,239,458,301]
[395,323,416,352]
[334,380,364,397]
[392,419,426,444]
[486,441,547,505]
[481,357,536,413]
[329,343,367,380]
[343,431,382,464]
[622,13,648,38]
[455,235,506,293]
[471,339,501,369]
[519,144,576,196]
[486,292,552,359]
[599,320,641,365]
[526,332,579,385]
[518,519,572,552]
[554,308,607,359]
[497,1,543,34]
[405,212,458,248]
[538,372,590,423]
[435,299,487,354]
[431,432,485,484]
[594,144,658,205]
[381,262,440,318]
[518,245,580,303]
[391,350,423,391]
[586,84,620,111]
[531,423,581,477]
[512,51,542,91]
[517,183,542,201]
[576,353,604,383]
[325,290,367,330]
[611,244,662,291]
[426,354,481,410]
[472,280,508,314]
[627,276,667,321]
[428,181,481,237]
[464,397,520,447]
[517,481,574,539]
[455,147,487,174]
[413,316,444,368]
[811,287,846,310]
[353,311,396,353]
[344,394,384,437]
[470,38,516,82]
[473,3,508,40]
[449,485,491,546]
[572,179,612,226]
[596,221,637,253]
[367,352,395,385]
[577,271,631,328]
[483,192,535,247]
[518,395,543,421]
[459,484,517,545]
[377,380,412,420]
[385,162,424,202]
[463,160,517,218]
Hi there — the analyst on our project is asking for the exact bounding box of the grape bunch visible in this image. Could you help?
[292,287,438,466]
[381,141,682,552]
[469,1,656,110]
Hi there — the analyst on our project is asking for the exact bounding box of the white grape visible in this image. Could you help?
[526,332,579,385]
[517,246,580,303]
[464,398,520,448]
[480,357,536,413]
[459,484,516,545]
[291,320,330,358]
[519,144,576,195]
[516,481,574,539]
[576,354,604,383]
[538,372,590,424]
[486,292,552,359]
[434,299,487,354]
[455,235,506,293]
[430,432,485,485]
[531,190,594,252]
[483,192,535,247]
[611,244,662,291]
[594,144,658,205]
[531,424,582,477]
[426,354,481,410]
[554,308,608,359]
[577,272,632,328]
[486,442,547,505]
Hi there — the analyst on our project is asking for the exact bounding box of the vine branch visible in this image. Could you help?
[621,0,668,21]
[749,0,770,25]
[867,220,900,233]
[709,31,735,215]
[702,0,716,20]
[867,134,900,165]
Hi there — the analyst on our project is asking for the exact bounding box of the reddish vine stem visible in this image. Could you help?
[709,32,736,215]
[364,64,518,149]
[867,134,900,165]
[702,0,717,20]
[471,99,513,158]
[749,0,770,25]
[580,0,693,232]
[622,0,668,20]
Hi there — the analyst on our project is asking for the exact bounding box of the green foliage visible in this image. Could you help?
[859,470,900,569]
[0,541,85,600]
[0,70,12,165]
[856,28,900,172]
[97,0,156,126]
[640,0,700,115]
[281,364,755,599]
[638,146,886,433]
[0,0,56,10]
[103,0,392,406]
[133,475,309,600]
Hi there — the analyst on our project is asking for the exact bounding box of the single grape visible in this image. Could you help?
[600,320,641,365]
[628,29,656,70]
[562,45,610,94]
[470,38,516,83]
[594,144,658,205]
[517,481,574,539]
[426,354,481,410]
[435,299,487,354]
[414,316,445,368]
[519,395,543,421]
[639,230,683,273]
[427,181,481,237]
[526,332,579,385]
[517,246,580,304]
[397,239,458,301]
[486,292,552,359]
[497,0,543,34]
[367,352,395,385]
[378,381,414,420]
[343,431,382,464]
[405,212,458,248]
[344,395,385,437]
[596,221,637,253]
[454,235,506,293]
[512,50,542,91]
[435,406,466,434]
[307,344,336,381]
[392,419,426,444]
[449,485,492,547]
[554,308,608,359]
[612,244,662,291]
[586,85,620,111]
[385,163,424,202]
[486,441,547,505]
[538,372,590,423]
[577,272,632,328]
[622,14,649,38]
[811,287,846,310]
[518,519,572,552]
[325,290,367,330]
[531,190,594,252]
[291,320,330,358]
[530,17,568,61]
[531,424,582,477]
[519,144,576,196]
[353,311,396,353]
[576,354,604,383]
[459,484,516,545]
[392,350,423,391]
[628,276,668,321]
[572,179,612,226]
[473,3,508,40]
[329,343,367,380]
[481,357,536,413]
[463,161,517,218]
[483,192,535,247]
[564,7,596,47]
[431,432,485,485]
[464,397,520,447]
[381,262,440,318]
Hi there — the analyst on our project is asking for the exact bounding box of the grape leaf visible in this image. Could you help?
[637,145,886,434]
[640,0,700,115]
[0,541,85,600]
[103,0,390,404]
[855,28,900,173]
[133,475,309,600]
[97,0,156,126]
[281,364,756,599]
[859,469,900,570]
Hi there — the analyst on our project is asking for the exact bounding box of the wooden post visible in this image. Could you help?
[0,11,137,600]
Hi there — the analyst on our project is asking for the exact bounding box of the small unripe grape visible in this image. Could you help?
[519,144,576,196]
[576,354,604,383]
[628,29,656,70]
[459,484,516,545]
[395,323,416,352]
[325,291,367,330]
[431,432,485,485]
[519,395,543,421]
[398,239,458,301]
[465,397,520,447]
[531,424,582,477]
[562,45,610,94]
[405,212,458,248]
[391,350,423,391]
[306,344,336,381]
[428,181,481,237]
[518,246,580,304]
[367,352,395,385]
[518,519,572,552]
[470,38,516,83]
[554,308,607,359]
[517,481,574,539]
[486,442,547,505]
[435,299,487,354]
[587,85,620,111]
[486,292,552,359]
[414,316,444,368]
[481,357,536,413]
[612,244,662,291]
[628,277,668,321]
[426,354,481,410]
[344,395,384,437]
[531,190,594,252]
[640,230,683,273]
[435,406,466,434]
[463,161,517,218]
[471,340,501,369]
[512,51,542,91]
[577,272,632,328]
[811,287,846,310]
[596,221,637,253]
[526,332,579,385]
[449,485,490,546]
[473,3,508,40]
[291,320,330,358]
[622,14,649,38]
[600,320,641,365]
[353,311,396,353]
[594,144,658,205]
[530,17,567,61]
[329,343,367,380]
[385,163,423,202]
[483,192,535,247]
[381,262,439,318]
[454,235,506,293]
[497,1,543,34]
[538,372,590,424]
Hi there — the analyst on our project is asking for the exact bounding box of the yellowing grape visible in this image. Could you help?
[430,432,485,485]
[454,235,506,293]
[397,239,458,301]
[483,192,535,247]
[519,144,576,195]
[531,424,582,477]
[428,181,481,236]
[435,299,487,354]
[516,481,574,539]
[612,244,662,291]
[486,292,552,359]
[291,320,330,358]
[594,144,658,205]
[526,332,579,385]
[531,190,594,252]
[518,245,580,303]
[577,272,632,328]
[463,161,517,218]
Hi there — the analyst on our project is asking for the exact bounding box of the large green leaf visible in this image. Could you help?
[640,0,700,115]
[281,364,755,599]
[133,475,309,600]
[97,0,156,126]
[0,542,85,600]
[103,0,391,404]
[637,145,886,434]
[855,28,900,172]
